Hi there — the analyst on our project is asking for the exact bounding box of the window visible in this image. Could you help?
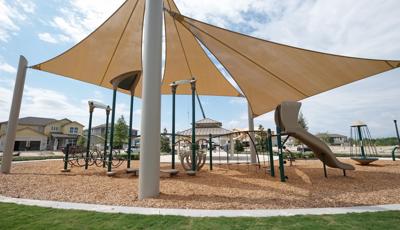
[51,126,58,131]
[69,127,78,134]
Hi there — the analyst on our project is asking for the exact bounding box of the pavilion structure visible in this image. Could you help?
[2,0,400,200]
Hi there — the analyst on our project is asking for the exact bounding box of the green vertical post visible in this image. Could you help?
[357,126,366,159]
[392,147,398,161]
[108,89,117,172]
[276,126,286,182]
[85,107,94,170]
[395,120,400,146]
[127,95,134,169]
[267,129,275,177]
[171,84,177,169]
[103,107,110,168]
[323,163,327,178]
[209,134,213,171]
[191,80,196,171]
[63,144,70,171]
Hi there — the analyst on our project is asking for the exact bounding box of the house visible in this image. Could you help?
[0,117,84,151]
[83,124,139,149]
[178,118,232,146]
[316,133,348,146]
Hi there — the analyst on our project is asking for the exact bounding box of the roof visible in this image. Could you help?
[196,118,221,124]
[177,127,232,136]
[0,127,47,138]
[91,123,138,131]
[316,133,347,138]
[30,0,400,117]
[0,117,56,126]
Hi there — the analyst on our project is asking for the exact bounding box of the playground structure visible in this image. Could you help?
[275,101,355,178]
[1,0,399,200]
[350,121,379,165]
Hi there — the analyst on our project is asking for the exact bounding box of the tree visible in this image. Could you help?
[77,135,86,148]
[318,132,331,144]
[234,140,244,152]
[160,128,171,153]
[298,112,308,130]
[295,111,309,145]
[113,115,129,149]
[256,124,267,152]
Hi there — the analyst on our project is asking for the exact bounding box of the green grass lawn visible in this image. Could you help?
[0,203,399,230]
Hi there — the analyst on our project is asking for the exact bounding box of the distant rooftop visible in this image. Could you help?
[0,117,56,126]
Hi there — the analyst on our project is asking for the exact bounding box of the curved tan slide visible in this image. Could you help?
[275,101,355,170]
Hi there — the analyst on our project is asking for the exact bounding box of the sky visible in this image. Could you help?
[0,0,400,138]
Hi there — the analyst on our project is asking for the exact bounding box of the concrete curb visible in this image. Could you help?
[1,195,399,217]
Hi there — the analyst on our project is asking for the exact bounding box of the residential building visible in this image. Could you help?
[0,117,84,151]
[83,124,138,149]
[316,133,348,146]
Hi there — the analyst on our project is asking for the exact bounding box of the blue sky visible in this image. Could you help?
[0,0,400,137]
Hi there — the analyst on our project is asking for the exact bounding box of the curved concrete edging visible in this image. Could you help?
[1,195,399,217]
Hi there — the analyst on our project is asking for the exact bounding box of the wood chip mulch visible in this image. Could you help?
[1,159,400,210]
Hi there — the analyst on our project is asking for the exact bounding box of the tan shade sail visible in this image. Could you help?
[171,12,400,116]
[32,0,241,97]
[162,0,240,96]
[32,0,145,97]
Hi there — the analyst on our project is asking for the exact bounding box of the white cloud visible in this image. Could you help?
[0,0,35,42]
[46,0,125,43]
[0,61,16,73]
[38,32,58,44]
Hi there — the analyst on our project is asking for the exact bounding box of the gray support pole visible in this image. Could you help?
[1,56,28,174]
[127,95,134,169]
[138,0,163,200]
[248,104,257,164]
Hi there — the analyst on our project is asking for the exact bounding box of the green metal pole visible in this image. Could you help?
[63,144,70,171]
[276,126,286,182]
[103,107,110,168]
[171,85,177,169]
[108,89,117,172]
[85,108,93,170]
[191,80,196,171]
[127,95,134,169]
[267,129,275,177]
[323,163,327,178]
[392,146,398,161]
[394,120,400,146]
[357,126,366,159]
[209,134,213,171]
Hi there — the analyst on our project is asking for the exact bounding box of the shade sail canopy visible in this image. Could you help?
[31,0,241,98]
[31,0,400,117]
[169,12,400,116]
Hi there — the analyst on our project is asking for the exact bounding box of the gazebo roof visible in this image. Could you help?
[31,0,400,117]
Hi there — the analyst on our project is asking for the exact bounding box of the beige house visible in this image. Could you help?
[0,117,84,151]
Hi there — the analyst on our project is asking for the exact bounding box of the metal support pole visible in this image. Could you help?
[103,107,110,167]
[276,126,286,182]
[323,163,327,178]
[248,104,257,164]
[107,89,117,173]
[1,56,28,174]
[357,126,366,158]
[267,129,275,177]
[392,146,398,161]
[171,85,177,169]
[209,134,213,171]
[191,80,196,171]
[138,0,163,200]
[395,120,400,146]
[127,95,134,169]
[85,107,94,170]
[62,144,70,172]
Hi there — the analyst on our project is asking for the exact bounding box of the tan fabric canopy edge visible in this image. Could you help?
[30,0,242,98]
[168,11,400,117]
[162,0,241,97]
[32,0,145,97]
